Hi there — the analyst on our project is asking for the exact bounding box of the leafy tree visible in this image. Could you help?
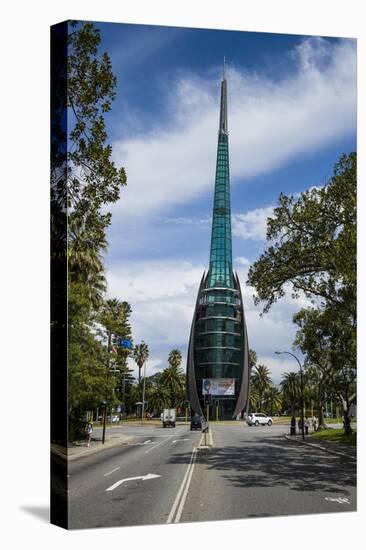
[64,21,128,440]
[280,372,301,416]
[67,21,127,307]
[68,283,117,438]
[249,348,257,370]
[161,351,185,408]
[99,298,132,351]
[294,307,356,433]
[247,153,356,315]
[148,383,171,414]
[248,385,260,413]
[133,341,150,385]
[250,365,272,410]
[248,152,356,434]
[263,386,282,416]
[168,349,183,370]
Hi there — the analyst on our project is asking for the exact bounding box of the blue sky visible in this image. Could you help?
[93,21,357,383]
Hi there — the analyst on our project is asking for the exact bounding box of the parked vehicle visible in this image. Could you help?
[162,408,176,428]
[190,415,202,431]
[246,413,273,426]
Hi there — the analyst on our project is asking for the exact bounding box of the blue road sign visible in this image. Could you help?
[118,338,133,349]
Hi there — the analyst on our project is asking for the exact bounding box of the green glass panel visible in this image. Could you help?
[207,133,233,288]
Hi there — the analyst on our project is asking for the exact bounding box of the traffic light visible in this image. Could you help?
[204,395,212,406]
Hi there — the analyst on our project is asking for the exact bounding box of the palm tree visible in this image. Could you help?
[168,349,182,369]
[250,365,272,410]
[249,385,260,412]
[263,386,283,416]
[162,349,185,407]
[133,341,149,385]
[280,372,301,415]
[68,217,107,305]
[149,382,171,414]
[249,348,257,370]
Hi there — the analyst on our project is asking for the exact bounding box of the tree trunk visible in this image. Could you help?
[340,397,353,435]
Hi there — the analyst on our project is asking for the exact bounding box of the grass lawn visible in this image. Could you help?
[311,428,356,446]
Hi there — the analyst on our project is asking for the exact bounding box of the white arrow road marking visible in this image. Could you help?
[106,473,161,492]
[325,496,350,504]
[172,439,190,443]
[127,439,152,446]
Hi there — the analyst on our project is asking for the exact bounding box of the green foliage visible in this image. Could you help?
[133,341,150,384]
[68,283,117,438]
[293,306,356,433]
[249,348,257,369]
[128,349,186,414]
[250,364,272,410]
[262,386,282,416]
[248,152,356,434]
[280,372,301,415]
[67,21,127,306]
[64,22,130,440]
[247,152,356,315]
[161,349,185,408]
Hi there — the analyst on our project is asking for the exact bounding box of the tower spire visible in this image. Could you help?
[208,70,232,288]
[219,59,228,135]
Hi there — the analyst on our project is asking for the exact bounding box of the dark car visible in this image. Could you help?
[190,415,202,430]
[191,414,202,430]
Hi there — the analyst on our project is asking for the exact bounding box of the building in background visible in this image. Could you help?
[186,64,250,420]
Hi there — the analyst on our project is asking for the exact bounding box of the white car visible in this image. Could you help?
[246,413,273,426]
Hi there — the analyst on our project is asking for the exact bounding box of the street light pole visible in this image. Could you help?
[141,361,147,424]
[275,350,305,440]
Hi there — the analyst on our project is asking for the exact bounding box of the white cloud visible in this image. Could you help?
[111,37,356,217]
[234,256,250,266]
[256,355,300,385]
[232,206,274,241]
[107,260,205,302]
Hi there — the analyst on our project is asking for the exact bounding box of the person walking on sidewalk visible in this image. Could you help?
[85,421,93,447]
[311,415,317,432]
[304,417,310,435]
[298,417,303,435]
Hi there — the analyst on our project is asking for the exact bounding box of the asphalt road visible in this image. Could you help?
[180,424,356,523]
[68,424,202,529]
[67,423,356,529]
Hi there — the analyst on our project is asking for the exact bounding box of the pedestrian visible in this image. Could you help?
[304,417,310,435]
[298,418,303,434]
[85,421,93,447]
[290,416,296,436]
[311,415,317,432]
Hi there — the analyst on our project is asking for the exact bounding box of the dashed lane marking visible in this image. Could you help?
[104,466,120,477]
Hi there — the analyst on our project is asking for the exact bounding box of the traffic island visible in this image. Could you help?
[198,429,214,449]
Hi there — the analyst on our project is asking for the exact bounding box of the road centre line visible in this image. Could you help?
[104,466,120,477]
[174,448,198,523]
[166,439,200,523]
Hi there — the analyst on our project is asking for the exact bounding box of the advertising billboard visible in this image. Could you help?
[202,378,235,396]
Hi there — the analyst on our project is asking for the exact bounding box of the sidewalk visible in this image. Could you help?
[51,432,135,462]
[285,432,356,460]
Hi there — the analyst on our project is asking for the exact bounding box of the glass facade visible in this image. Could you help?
[186,74,250,421]
[193,286,244,418]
